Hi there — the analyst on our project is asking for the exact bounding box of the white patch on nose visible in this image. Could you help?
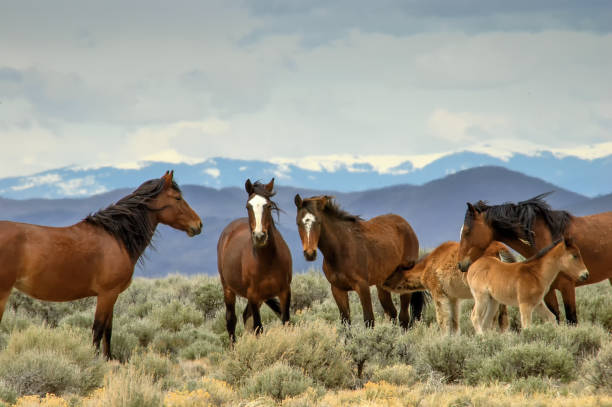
[459,225,464,241]
[248,195,267,233]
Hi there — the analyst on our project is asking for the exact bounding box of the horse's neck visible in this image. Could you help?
[318,215,353,257]
[533,248,563,286]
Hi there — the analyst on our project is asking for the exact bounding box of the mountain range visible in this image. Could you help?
[1,151,612,200]
[1,166,610,277]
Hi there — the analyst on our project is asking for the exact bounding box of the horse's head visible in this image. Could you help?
[245,178,277,248]
[294,194,331,261]
[458,202,494,272]
[153,171,202,237]
[555,238,589,282]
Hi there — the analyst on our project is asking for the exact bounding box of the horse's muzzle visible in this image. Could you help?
[458,258,471,273]
[303,249,317,261]
[252,232,268,247]
[578,270,589,282]
[187,221,203,237]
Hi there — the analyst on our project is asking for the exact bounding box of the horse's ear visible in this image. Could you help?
[294,194,302,208]
[245,179,253,195]
[466,202,475,213]
[162,170,174,189]
[265,178,275,193]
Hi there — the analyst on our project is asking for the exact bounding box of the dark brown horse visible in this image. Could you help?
[0,171,202,358]
[217,179,292,342]
[458,193,612,324]
[294,194,424,328]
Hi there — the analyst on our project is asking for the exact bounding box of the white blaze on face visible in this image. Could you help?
[302,213,316,242]
[459,225,464,241]
[248,195,267,233]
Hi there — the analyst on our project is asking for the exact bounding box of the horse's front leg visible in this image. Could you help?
[331,285,351,325]
[93,292,119,359]
[558,276,578,324]
[543,287,561,323]
[375,285,397,322]
[249,301,263,334]
[355,282,375,328]
[0,289,11,324]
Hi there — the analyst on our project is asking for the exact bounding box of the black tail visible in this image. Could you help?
[409,291,429,324]
[265,298,282,316]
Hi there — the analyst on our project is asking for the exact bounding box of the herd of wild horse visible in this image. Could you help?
[0,171,610,358]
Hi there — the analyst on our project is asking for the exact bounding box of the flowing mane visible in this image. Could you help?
[250,180,281,222]
[85,178,180,262]
[324,199,362,222]
[524,238,563,263]
[467,193,573,246]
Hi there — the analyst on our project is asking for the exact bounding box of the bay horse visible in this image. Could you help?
[0,171,202,358]
[217,178,292,343]
[466,238,588,332]
[294,194,424,328]
[458,193,612,324]
[383,241,515,335]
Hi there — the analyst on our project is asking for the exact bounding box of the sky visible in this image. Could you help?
[1,0,611,177]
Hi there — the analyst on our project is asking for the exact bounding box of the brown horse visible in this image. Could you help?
[0,171,202,358]
[458,193,612,324]
[467,238,588,332]
[217,179,292,343]
[294,194,424,328]
[383,241,515,335]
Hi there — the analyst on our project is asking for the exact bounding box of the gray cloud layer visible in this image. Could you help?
[0,1,611,177]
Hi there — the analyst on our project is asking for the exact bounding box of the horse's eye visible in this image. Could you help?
[175,197,182,201]
[573,254,578,259]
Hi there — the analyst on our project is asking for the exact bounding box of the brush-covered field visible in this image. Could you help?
[0,271,610,407]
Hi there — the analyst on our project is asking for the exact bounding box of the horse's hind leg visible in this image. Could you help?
[534,301,556,323]
[449,299,461,335]
[93,292,119,359]
[248,301,263,334]
[223,289,237,343]
[376,285,398,322]
[331,285,351,325]
[0,289,11,323]
[399,294,410,329]
[278,289,291,325]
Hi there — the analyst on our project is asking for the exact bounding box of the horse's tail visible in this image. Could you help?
[409,291,429,323]
[498,304,509,332]
[264,298,282,316]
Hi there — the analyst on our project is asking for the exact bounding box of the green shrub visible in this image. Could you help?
[0,326,106,397]
[125,318,161,348]
[290,271,331,312]
[110,329,140,362]
[130,350,174,386]
[152,300,203,332]
[221,321,354,389]
[192,280,224,318]
[421,335,480,383]
[583,341,612,392]
[341,323,402,378]
[179,332,223,360]
[242,362,313,401]
[59,310,94,330]
[370,364,417,386]
[475,342,575,383]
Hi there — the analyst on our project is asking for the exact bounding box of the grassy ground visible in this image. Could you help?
[0,270,610,406]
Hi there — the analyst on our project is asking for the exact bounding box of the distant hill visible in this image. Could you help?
[2,166,608,277]
[1,151,612,199]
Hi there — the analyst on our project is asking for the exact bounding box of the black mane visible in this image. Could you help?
[467,193,572,246]
[85,178,180,263]
[250,181,281,222]
[323,198,362,222]
[524,238,563,262]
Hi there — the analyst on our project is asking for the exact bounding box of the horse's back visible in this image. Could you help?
[363,213,419,261]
